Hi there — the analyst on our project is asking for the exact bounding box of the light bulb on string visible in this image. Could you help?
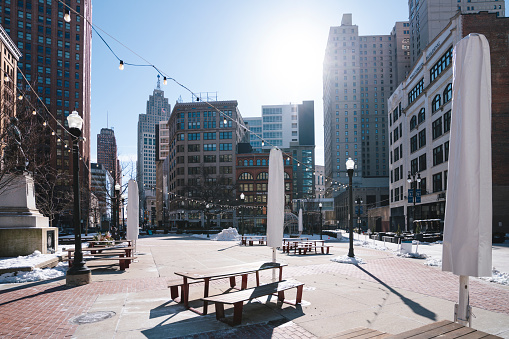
[51,131,55,135]
[223,117,227,125]
[32,110,36,115]
[119,60,124,70]
[163,76,167,85]
[43,121,47,126]
[64,10,71,22]
[18,94,23,100]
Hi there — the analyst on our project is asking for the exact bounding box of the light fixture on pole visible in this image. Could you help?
[346,157,355,258]
[356,197,363,234]
[407,172,421,232]
[66,111,91,285]
[205,203,211,238]
[318,202,323,240]
[240,193,245,236]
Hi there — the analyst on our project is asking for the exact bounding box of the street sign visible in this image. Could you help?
[408,189,413,203]
[416,189,421,203]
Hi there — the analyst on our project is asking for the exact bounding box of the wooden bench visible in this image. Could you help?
[67,249,136,271]
[388,320,502,339]
[201,279,304,326]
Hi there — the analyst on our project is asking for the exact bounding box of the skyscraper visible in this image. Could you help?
[137,75,171,202]
[3,0,92,226]
[97,127,118,180]
[408,0,505,65]
[323,14,410,191]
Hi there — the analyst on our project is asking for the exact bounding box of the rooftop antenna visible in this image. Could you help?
[156,74,161,90]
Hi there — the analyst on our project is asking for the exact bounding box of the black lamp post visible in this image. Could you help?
[407,172,421,232]
[206,203,211,238]
[318,202,323,240]
[356,197,363,234]
[121,197,125,238]
[66,111,91,285]
[240,193,245,236]
[346,157,355,258]
[114,183,120,239]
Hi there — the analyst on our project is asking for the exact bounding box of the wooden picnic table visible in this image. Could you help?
[283,239,325,253]
[174,261,287,315]
[282,237,309,245]
[89,240,132,248]
[389,320,502,339]
[66,246,135,270]
[240,235,266,246]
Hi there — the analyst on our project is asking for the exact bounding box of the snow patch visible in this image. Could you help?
[0,262,68,284]
[480,267,509,286]
[212,228,240,241]
[396,252,428,259]
[0,250,54,270]
[331,255,366,265]
[426,258,442,267]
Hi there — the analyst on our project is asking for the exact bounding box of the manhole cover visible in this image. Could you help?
[70,311,116,325]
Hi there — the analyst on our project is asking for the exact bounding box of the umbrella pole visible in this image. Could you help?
[456,275,471,326]
[272,247,276,282]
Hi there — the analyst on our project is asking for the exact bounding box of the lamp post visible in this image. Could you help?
[346,157,355,258]
[407,172,421,232]
[205,203,211,238]
[318,202,323,240]
[114,183,120,240]
[66,111,91,285]
[121,197,125,238]
[240,193,245,236]
[356,197,363,234]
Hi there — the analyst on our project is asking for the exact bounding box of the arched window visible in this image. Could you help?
[262,159,267,166]
[418,108,426,124]
[238,172,254,180]
[410,116,417,130]
[238,160,242,166]
[244,160,248,166]
[443,83,452,103]
[257,172,268,180]
[284,172,291,179]
[256,159,261,166]
[432,94,441,113]
[249,160,253,166]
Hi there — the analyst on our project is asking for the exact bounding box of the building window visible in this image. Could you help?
[430,46,453,82]
[408,78,424,104]
[433,173,443,192]
[239,172,254,180]
[419,153,427,171]
[418,108,425,124]
[418,129,426,148]
[432,94,441,113]
[433,145,444,166]
[432,117,442,139]
[409,116,417,130]
[443,110,451,133]
[444,141,450,161]
[410,135,418,153]
[443,83,452,103]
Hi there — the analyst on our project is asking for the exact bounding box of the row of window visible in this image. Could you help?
[181,132,232,141]
[238,172,291,180]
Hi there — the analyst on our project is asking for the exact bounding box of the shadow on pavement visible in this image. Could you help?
[355,264,437,321]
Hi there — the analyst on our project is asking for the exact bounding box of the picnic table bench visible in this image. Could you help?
[173,261,287,315]
[202,279,304,326]
[66,246,135,271]
[389,320,502,339]
[283,239,331,254]
[240,235,266,246]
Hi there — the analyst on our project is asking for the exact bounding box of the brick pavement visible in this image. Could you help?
[0,246,508,338]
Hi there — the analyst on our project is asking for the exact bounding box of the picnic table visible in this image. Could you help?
[67,245,135,270]
[174,261,287,315]
[282,239,330,254]
[282,237,308,245]
[240,235,266,246]
[89,240,132,248]
[389,320,501,339]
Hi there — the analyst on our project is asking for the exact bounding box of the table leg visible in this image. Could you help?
[183,277,189,307]
[256,271,260,286]
[241,274,248,290]
[279,267,283,281]
[215,303,225,320]
[203,278,210,315]
[233,302,244,325]
[230,276,236,288]
[296,285,303,304]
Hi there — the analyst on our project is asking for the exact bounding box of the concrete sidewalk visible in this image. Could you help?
[1,234,508,338]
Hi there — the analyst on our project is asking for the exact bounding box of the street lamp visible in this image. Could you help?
[205,203,211,238]
[240,193,245,236]
[356,197,363,234]
[121,197,125,238]
[346,157,355,258]
[318,202,323,240]
[115,183,121,240]
[66,111,91,285]
[407,172,421,232]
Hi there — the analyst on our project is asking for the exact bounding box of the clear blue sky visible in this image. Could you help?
[90,0,409,167]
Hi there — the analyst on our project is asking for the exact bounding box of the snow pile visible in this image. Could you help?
[480,268,509,286]
[331,255,366,265]
[212,227,240,241]
[0,250,56,270]
[354,240,392,252]
[0,262,68,284]
[425,258,442,267]
[396,252,428,259]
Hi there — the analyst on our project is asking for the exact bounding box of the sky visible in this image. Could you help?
[90,0,410,168]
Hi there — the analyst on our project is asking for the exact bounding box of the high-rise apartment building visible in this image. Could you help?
[90,162,113,229]
[408,0,505,65]
[244,117,262,153]
[323,14,410,192]
[137,75,171,201]
[97,127,118,180]
[0,24,21,137]
[3,0,92,227]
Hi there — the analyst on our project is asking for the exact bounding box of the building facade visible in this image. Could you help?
[97,127,118,180]
[90,162,113,230]
[323,14,410,195]
[137,75,171,207]
[388,12,509,235]
[408,0,505,66]
[244,117,262,153]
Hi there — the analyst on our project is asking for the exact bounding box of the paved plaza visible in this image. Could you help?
[1,235,508,338]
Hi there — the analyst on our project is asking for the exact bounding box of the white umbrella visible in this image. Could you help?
[127,179,140,252]
[442,33,492,326]
[267,147,284,281]
[298,208,303,235]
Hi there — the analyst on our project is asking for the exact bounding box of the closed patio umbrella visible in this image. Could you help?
[267,147,284,281]
[442,33,492,326]
[298,208,303,236]
[127,179,139,252]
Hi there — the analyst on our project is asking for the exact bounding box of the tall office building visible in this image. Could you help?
[137,75,171,201]
[408,0,505,65]
[323,14,410,192]
[97,127,118,180]
[3,0,92,226]
[244,117,262,153]
[0,24,21,136]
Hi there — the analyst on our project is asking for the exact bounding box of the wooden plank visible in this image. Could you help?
[175,261,287,280]
[436,326,478,339]
[202,280,303,304]
[323,328,390,339]
[389,320,453,339]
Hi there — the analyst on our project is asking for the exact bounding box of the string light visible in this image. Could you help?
[18,94,23,100]
[32,110,36,115]
[119,60,124,70]
[43,121,47,126]
[163,76,167,85]
[64,10,71,22]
